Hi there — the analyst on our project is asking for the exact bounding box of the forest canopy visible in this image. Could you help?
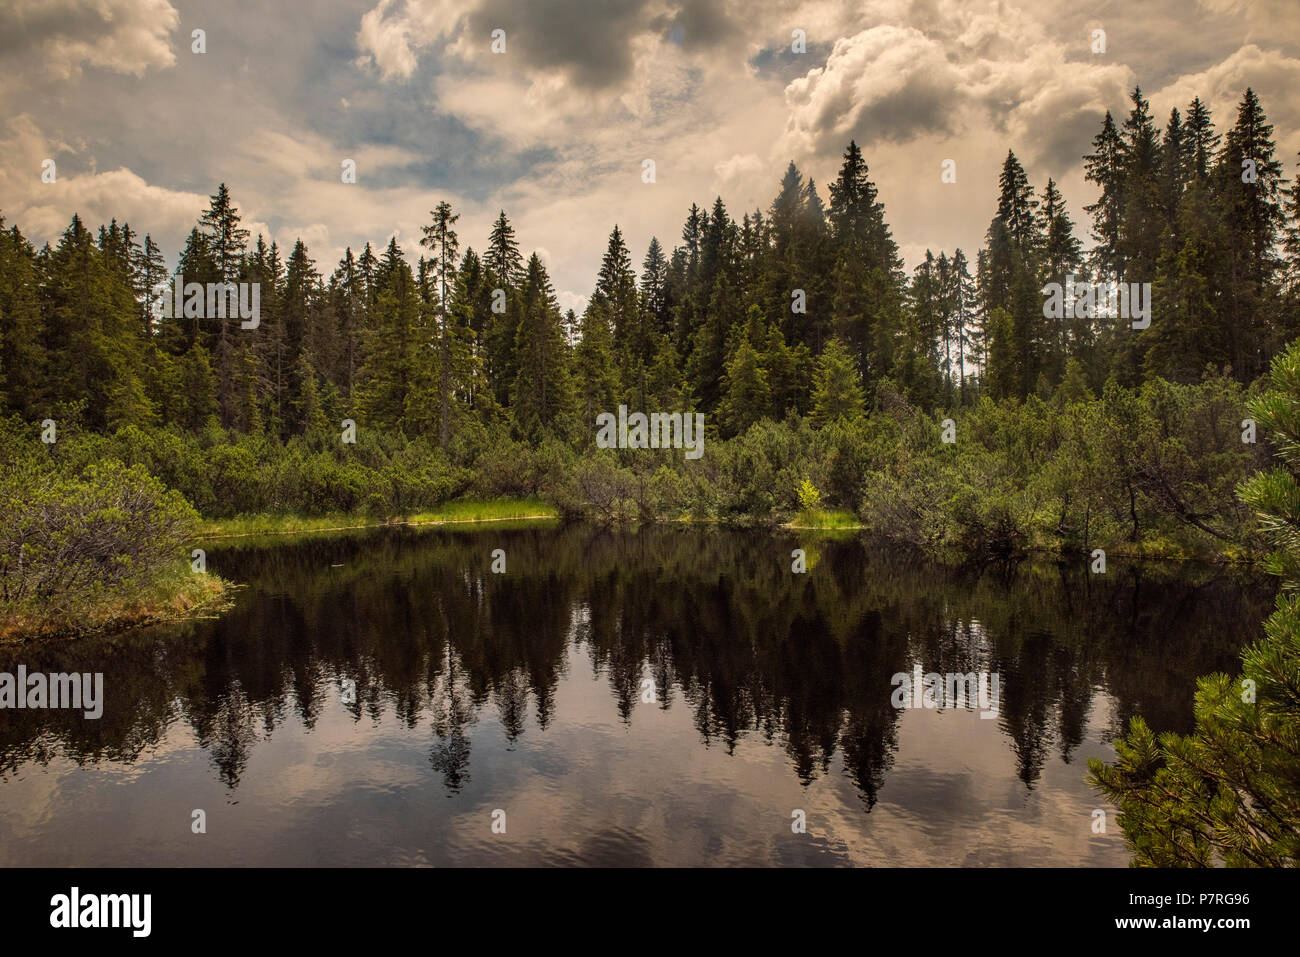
[0,84,1295,551]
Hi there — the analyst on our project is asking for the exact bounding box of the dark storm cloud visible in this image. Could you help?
[454,0,743,89]
[781,26,968,154]
[844,78,960,146]
[0,4,104,56]
[465,0,657,89]
[0,0,177,75]
[8,0,1300,301]
[655,0,738,53]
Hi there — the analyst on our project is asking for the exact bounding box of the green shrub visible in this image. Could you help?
[0,459,204,635]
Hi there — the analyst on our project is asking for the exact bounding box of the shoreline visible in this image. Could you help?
[195,502,1257,566]
[8,505,1261,643]
[1,573,233,644]
[191,498,561,541]
[194,513,561,541]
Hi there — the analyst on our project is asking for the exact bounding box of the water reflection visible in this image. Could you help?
[0,525,1273,865]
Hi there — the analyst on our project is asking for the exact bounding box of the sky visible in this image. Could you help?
[2,0,1299,315]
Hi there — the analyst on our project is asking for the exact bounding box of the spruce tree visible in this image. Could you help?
[0,220,46,417]
[331,247,366,398]
[827,141,904,385]
[420,201,462,449]
[691,267,741,411]
[910,251,942,373]
[981,155,1046,396]
[1090,340,1300,866]
[950,248,976,403]
[511,252,574,440]
[673,204,706,366]
[1084,110,1126,285]
[485,210,524,289]
[1039,178,1083,372]
[279,240,318,434]
[811,337,866,426]
[1282,151,1300,295]
[594,225,640,399]
[1221,89,1285,286]
[358,242,378,307]
[1144,213,1221,383]
[175,343,219,430]
[1118,88,1165,309]
[164,227,219,356]
[995,150,1040,250]
[764,163,806,335]
[453,247,493,410]
[246,235,281,431]
[640,236,669,338]
[1185,96,1221,182]
[761,308,808,418]
[358,239,432,434]
[41,215,153,429]
[719,338,770,436]
[198,183,250,282]
[798,179,832,349]
[1159,107,1190,228]
[574,299,619,425]
[133,234,167,336]
[1218,88,1285,380]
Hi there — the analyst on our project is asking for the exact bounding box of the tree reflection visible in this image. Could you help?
[0,525,1272,805]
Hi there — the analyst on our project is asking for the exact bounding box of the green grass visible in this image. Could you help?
[787,509,862,530]
[194,512,373,538]
[2,562,231,642]
[193,497,558,540]
[405,497,558,524]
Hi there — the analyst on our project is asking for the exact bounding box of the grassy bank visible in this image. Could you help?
[2,563,231,643]
[1,459,236,642]
[786,509,862,530]
[193,497,559,540]
[404,497,559,525]
[193,499,1253,564]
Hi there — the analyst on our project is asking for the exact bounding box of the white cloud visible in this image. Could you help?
[1,0,180,79]
[276,222,331,254]
[715,153,766,184]
[354,0,465,80]
[0,113,204,241]
[5,0,1300,303]
[236,128,420,183]
[556,288,588,315]
[780,25,962,156]
[1153,45,1300,156]
[779,11,1130,169]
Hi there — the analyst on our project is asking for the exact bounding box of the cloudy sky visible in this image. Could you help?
[2,0,1299,313]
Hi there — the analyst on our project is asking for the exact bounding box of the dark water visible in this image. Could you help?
[0,524,1274,866]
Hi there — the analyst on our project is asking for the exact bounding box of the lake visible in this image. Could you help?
[0,523,1274,866]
